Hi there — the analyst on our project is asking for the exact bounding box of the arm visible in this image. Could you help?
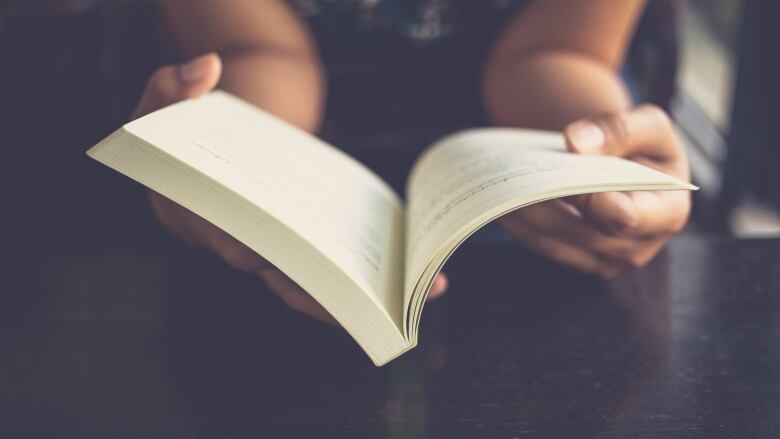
[484,0,642,129]
[135,0,447,321]
[483,0,691,277]
[161,0,324,132]
[133,1,330,321]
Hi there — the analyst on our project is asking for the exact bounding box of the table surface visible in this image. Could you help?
[1,220,780,438]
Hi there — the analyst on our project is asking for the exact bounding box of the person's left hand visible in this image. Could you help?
[499,104,691,278]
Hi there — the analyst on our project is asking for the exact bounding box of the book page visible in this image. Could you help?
[125,92,405,324]
[404,128,695,316]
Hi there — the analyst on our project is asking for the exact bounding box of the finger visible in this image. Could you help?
[571,189,690,237]
[132,52,222,119]
[258,269,338,325]
[511,200,649,263]
[426,273,449,301]
[201,225,272,273]
[564,104,684,166]
[499,215,622,279]
[512,200,670,268]
[153,193,272,272]
[148,191,202,246]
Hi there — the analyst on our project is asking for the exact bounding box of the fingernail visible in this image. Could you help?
[178,54,213,83]
[567,121,605,153]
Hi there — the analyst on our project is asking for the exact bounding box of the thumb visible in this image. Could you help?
[132,52,222,119]
[563,104,681,162]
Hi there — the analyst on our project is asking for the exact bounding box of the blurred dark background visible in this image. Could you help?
[0,0,779,250]
[1,3,780,437]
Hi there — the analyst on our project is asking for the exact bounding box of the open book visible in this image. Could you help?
[88,91,695,366]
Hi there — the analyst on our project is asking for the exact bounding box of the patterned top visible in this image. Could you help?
[288,0,524,46]
[286,0,528,73]
[0,0,529,246]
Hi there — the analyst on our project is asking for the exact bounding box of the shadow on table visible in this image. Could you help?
[160,237,672,438]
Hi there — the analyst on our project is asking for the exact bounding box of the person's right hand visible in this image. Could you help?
[133,53,338,323]
[134,53,448,324]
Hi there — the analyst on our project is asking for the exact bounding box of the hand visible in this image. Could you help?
[499,105,691,278]
[134,54,448,323]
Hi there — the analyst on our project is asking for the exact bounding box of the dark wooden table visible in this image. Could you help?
[1,217,779,438]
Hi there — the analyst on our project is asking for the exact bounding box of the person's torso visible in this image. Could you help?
[287,0,526,73]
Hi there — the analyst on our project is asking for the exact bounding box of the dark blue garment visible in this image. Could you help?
[287,0,525,46]
[284,2,530,193]
[287,0,528,74]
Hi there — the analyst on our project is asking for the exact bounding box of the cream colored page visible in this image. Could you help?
[126,91,404,316]
[405,128,695,297]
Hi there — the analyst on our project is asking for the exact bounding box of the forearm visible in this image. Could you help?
[483,51,632,131]
[161,0,324,133]
[217,49,324,133]
[481,0,644,131]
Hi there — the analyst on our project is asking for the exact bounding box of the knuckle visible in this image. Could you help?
[596,265,621,279]
[502,210,526,225]
[626,252,651,269]
[607,208,639,236]
[599,112,632,147]
[283,295,302,312]
[146,66,180,102]
[285,294,312,314]
[218,244,256,271]
[639,103,672,126]
[669,208,691,234]
[668,217,686,234]
[276,290,301,311]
